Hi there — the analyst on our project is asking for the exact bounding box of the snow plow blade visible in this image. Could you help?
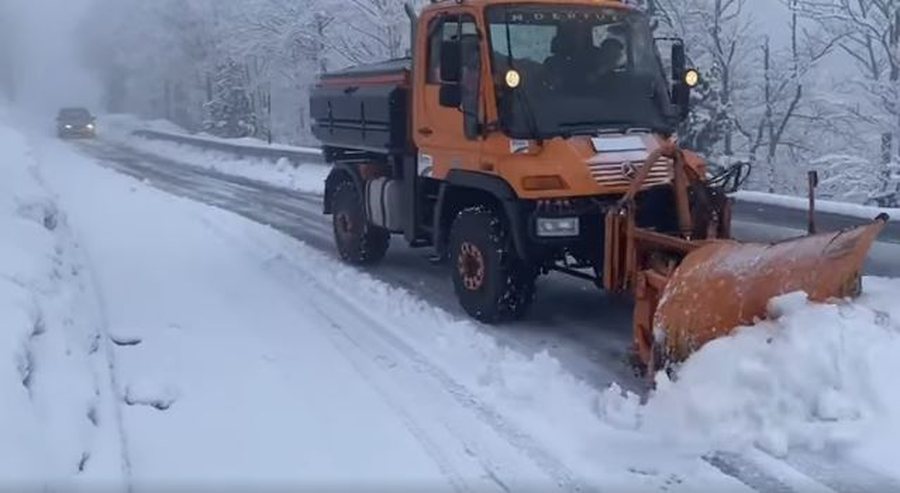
[654,214,889,364]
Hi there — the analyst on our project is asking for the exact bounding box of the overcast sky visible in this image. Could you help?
[7,0,99,118]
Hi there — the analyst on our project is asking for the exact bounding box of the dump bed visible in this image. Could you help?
[310,58,412,156]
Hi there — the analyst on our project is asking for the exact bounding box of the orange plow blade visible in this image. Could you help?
[653,214,889,364]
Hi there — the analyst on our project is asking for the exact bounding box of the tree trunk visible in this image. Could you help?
[891,5,900,165]
[315,14,328,74]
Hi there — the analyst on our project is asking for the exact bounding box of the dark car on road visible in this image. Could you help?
[56,107,96,139]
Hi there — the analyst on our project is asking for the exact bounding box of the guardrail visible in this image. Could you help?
[129,127,897,241]
[132,129,325,165]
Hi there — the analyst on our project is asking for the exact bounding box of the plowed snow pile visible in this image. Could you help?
[599,277,900,476]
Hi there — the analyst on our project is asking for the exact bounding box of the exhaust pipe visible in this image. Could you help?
[404,3,418,58]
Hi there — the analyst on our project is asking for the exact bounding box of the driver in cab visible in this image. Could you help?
[542,24,627,94]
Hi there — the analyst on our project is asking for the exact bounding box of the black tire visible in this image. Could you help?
[331,181,390,265]
[448,206,536,323]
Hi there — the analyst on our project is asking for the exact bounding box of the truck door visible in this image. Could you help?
[414,12,484,180]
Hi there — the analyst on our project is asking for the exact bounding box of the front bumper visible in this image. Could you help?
[58,126,96,138]
[521,187,678,266]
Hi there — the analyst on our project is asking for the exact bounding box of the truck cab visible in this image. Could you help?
[311,0,702,324]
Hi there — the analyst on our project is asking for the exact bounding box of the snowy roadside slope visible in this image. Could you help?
[100,115,328,194]
[599,279,900,484]
[41,135,749,490]
[0,118,125,486]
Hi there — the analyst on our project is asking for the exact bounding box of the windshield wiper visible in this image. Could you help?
[558,121,646,136]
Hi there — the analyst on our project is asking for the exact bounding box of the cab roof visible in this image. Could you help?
[421,0,632,15]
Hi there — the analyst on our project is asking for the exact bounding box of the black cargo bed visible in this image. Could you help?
[310,58,412,155]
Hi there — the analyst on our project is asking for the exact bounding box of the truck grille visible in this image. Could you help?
[588,156,673,188]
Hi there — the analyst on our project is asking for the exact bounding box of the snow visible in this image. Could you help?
[6,110,900,489]
[101,114,328,195]
[104,114,324,156]
[598,278,900,481]
[42,148,452,488]
[733,190,900,220]
[0,112,125,487]
[99,114,900,223]
[101,114,186,136]
[12,120,749,491]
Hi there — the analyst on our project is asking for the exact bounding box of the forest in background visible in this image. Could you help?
[62,0,900,204]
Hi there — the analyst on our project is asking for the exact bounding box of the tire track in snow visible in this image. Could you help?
[70,138,785,492]
[197,217,599,493]
[76,140,337,245]
[703,453,796,493]
[53,211,134,488]
[70,138,899,493]
[75,138,641,388]
[783,451,900,493]
[26,146,134,486]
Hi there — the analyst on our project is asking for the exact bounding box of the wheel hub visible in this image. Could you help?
[458,242,485,291]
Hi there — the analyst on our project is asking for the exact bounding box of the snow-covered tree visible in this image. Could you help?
[72,0,895,202]
[651,0,758,163]
[796,0,899,198]
[330,0,418,64]
[733,2,841,193]
[203,59,256,138]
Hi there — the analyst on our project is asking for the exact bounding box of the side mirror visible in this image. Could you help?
[439,84,461,108]
[671,42,686,81]
[440,40,461,83]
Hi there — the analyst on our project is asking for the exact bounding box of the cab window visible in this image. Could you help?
[426,16,477,84]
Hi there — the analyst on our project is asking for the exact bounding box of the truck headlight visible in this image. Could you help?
[86,123,95,130]
[65,124,73,129]
[536,217,580,238]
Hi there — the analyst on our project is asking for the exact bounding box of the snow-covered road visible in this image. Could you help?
[27,127,748,491]
[5,114,900,491]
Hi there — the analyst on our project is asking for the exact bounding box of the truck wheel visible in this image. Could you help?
[331,181,390,265]
[448,207,536,323]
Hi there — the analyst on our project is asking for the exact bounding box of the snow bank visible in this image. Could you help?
[0,114,124,487]
[101,115,328,195]
[102,113,323,155]
[598,278,900,478]
[734,190,900,220]
[101,114,187,135]
[0,118,54,483]
[130,139,327,195]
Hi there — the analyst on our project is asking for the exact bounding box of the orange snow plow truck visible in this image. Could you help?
[310,0,889,373]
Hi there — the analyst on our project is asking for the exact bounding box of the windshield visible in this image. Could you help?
[487,5,674,139]
[59,108,92,122]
